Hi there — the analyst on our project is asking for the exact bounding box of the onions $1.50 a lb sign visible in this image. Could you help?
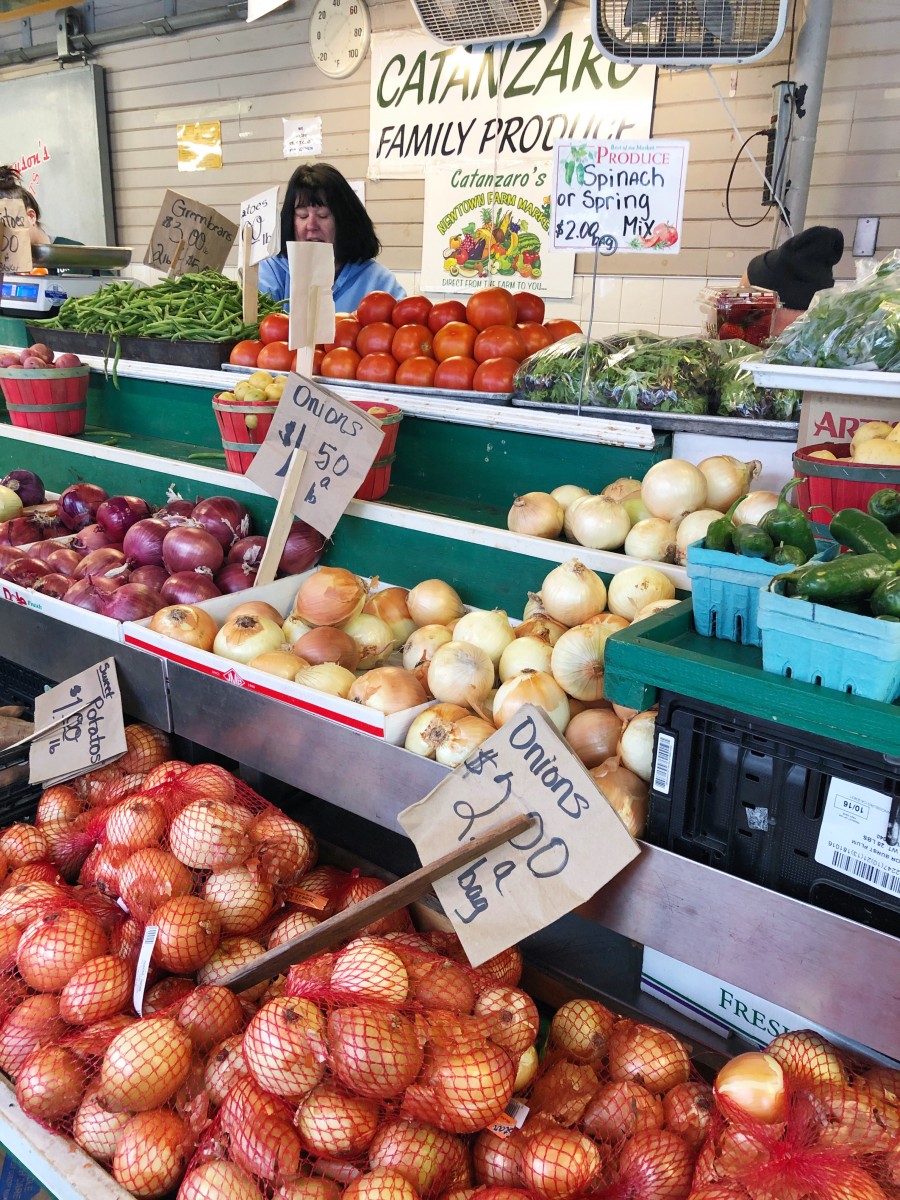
[551,140,689,256]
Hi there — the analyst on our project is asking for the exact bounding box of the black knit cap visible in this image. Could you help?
[747,226,845,310]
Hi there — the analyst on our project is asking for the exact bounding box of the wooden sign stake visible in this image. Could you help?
[219,811,535,993]
[241,224,259,326]
[254,446,308,587]
[167,239,186,280]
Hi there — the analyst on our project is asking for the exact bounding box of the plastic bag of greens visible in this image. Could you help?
[592,337,716,413]
[712,346,800,419]
[765,250,900,371]
[512,335,612,406]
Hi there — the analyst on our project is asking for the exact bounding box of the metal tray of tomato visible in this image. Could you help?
[221,364,511,405]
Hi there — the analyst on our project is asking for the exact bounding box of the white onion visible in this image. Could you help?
[551,485,590,511]
[404,703,468,757]
[698,455,762,511]
[493,670,570,733]
[624,518,677,563]
[542,560,606,626]
[674,509,725,564]
[214,615,283,665]
[402,624,452,675]
[516,614,568,645]
[294,663,356,698]
[607,566,675,620]
[499,635,553,681]
[341,612,395,669]
[633,599,680,622]
[523,592,546,620]
[507,492,564,538]
[427,641,494,712]
[348,667,427,714]
[623,495,652,525]
[563,494,592,541]
[550,624,610,701]
[591,757,649,837]
[453,609,515,667]
[435,715,496,767]
[733,490,780,526]
[603,477,643,502]
[407,579,465,626]
[570,496,631,550]
[640,459,708,522]
[364,587,416,645]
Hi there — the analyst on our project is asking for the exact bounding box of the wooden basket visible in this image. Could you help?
[0,366,89,436]
[212,391,280,473]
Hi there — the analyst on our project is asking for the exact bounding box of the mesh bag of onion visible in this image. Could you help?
[696,1031,900,1200]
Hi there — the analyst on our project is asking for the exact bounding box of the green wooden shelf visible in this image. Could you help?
[604,601,900,758]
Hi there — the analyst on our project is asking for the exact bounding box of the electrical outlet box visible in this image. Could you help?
[853,217,879,257]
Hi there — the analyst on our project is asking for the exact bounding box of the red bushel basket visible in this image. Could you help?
[212,391,280,474]
[351,400,402,502]
[794,441,900,523]
[0,366,89,436]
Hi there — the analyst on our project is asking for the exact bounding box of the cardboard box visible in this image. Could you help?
[123,574,434,744]
[798,391,900,446]
[0,577,125,643]
[0,1145,52,1200]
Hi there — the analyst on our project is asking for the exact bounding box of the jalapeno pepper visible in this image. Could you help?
[871,576,900,617]
[704,495,746,553]
[768,543,808,567]
[867,489,900,533]
[733,524,775,558]
[829,507,900,559]
[791,553,897,604]
[759,478,816,561]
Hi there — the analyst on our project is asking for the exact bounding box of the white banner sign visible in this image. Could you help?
[551,139,689,255]
[369,9,655,180]
[421,159,574,298]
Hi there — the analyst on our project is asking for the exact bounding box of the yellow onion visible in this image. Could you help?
[365,587,416,644]
[714,1052,787,1123]
[293,626,360,670]
[698,455,762,511]
[641,459,708,522]
[515,614,568,645]
[249,650,303,680]
[765,1029,847,1086]
[404,704,468,757]
[0,824,48,868]
[150,894,222,973]
[474,985,539,1055]
[453,609,515,666]
[329,1007,423,1099]
[550,624,612,701]
[507,492,564,539]
[214,615,284,664]
[521,1127,602,1200]
[551,484,590,511]
[203,1034,248,1106]
[341,613,396,669]
[619,709,657,782]
[73,1083,132,1163]
[296,1081,380,1159]
[549,998,616,1061]
[180,1162,264,1200]
[59,954,132,1025]
[614,1130,695,1200]
[570,496,632,550]
[368,1119,467,1196]
[104,795,167,850]
[203,865,276,934]
[100,1016,193,1112]
[295,663,356,698]
[177,985,244,1053]
[294,567,367,627]
[590,757,649,837]
[663,1081,713,1151]
[435,716,496,767]
[608,1020,690,1095]
[428,641,494,712]
[268,910,322,948]
[407,579,465,626]
[493,670,570,733]
[349,667,427,714]
[565,709,623,769]
[607,567,675,621]
[282,614,313,646]
[15,1045,87,1123]
[499,635,553,682]
[541,560,606,626]
[231,599,284,624]
[331,940,409,1005]
[149,604,217,651]
[515,1045,539,1091]
[169,798,252,871]
[112,1108,188,1198]
[243,996,328,1099]
[344,1169,418,1200]
[17,907,108,992]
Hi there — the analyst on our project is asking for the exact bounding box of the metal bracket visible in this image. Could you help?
[20,17,32,48]
[144,16,175,35]
[81,0,95,33]
[163,0,176,15]
[55,7,84,61]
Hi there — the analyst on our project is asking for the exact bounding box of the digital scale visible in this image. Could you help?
[0,242,132,320]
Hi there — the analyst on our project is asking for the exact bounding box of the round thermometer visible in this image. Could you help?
[310,0,371,79]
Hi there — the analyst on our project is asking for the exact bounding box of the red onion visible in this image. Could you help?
[65,576,124,612]
[0,546,25,571]
[103,584,163,622]
[0,515,42,546]
[279,520,326,575]
[46,548,83,577]
[96,495,152,540]
[24,541,57,564]
[40,518,69,540]
[162,526,224,575]
[73,523,117,553]
[58,483,108,531]
[1,471,45,507]
[160,572,222,605]
[123,518,169,567]
[74,548,128,580]
[32,573,71,599]
[130,564,169,590]
[192,496,251,549]
[227,535,266,566]
[215,562,257,593]
[2,557,51,587]
[156,499,194,520]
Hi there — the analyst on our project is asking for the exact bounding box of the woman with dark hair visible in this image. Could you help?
[259,163,405,311]
[0,166,50,247]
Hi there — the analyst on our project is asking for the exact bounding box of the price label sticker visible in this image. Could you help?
[284,886,331,911]
[0,197,33,274]
[133,926,159,1017]
[29,659,128,786]
[143,189,238,275]
[488,1099,530,1139]
[399,705,640,967]
[240,185,280,267]
[246,373,383,538]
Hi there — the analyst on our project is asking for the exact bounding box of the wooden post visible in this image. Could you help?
[253,446,308,587]
[167,239,186,280]
[241,224,259,326]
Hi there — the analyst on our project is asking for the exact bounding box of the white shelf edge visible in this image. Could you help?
[747,361,900,398]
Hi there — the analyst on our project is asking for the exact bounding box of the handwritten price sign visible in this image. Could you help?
[0,197,32,274]
[29,659,127,786]
[399,705,639,965]
[240,186,279,267]
[144,190,238,276]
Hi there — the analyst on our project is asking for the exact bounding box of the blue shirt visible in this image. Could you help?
[258,255,405,312]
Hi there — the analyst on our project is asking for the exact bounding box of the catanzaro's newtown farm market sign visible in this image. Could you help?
[368,10,656,179]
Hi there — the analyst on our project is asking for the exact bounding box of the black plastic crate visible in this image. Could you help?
[648,691,900,937]
[0,658,52,826]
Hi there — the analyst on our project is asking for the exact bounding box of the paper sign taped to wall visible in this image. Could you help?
[0,197,32,274]
[248,0,290,19]
[177,120,223,172]
[283,117,323,159]
[399,705,640,965]
[143,189,238,275]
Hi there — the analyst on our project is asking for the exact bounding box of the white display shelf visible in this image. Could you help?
[748,361,900,398]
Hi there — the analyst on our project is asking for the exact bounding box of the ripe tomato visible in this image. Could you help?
[257,341,294,371]
[428,300,467,334]
[325,317,361,353]
[466,286,517,331]
[514,292,546,324]
[320,347,361,379]
[259,313,290,345]
[356,352,398,384]
[433,321,477,362]
[544,318,583,343]
[395,356,438,388]
[473,356,519,394]
[313,348,324,374]
[392,324,434,363]
[229,339,262,367]
[392,295,433,328]
[474,325,527,364]
[433,356,478,391]
[517,322,554,357]
[356,322,396,357]
[357,291,397,326]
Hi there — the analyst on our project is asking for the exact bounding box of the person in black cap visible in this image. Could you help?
[742,225,844,334]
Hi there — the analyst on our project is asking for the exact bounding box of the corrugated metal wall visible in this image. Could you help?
[0,0,897,286]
